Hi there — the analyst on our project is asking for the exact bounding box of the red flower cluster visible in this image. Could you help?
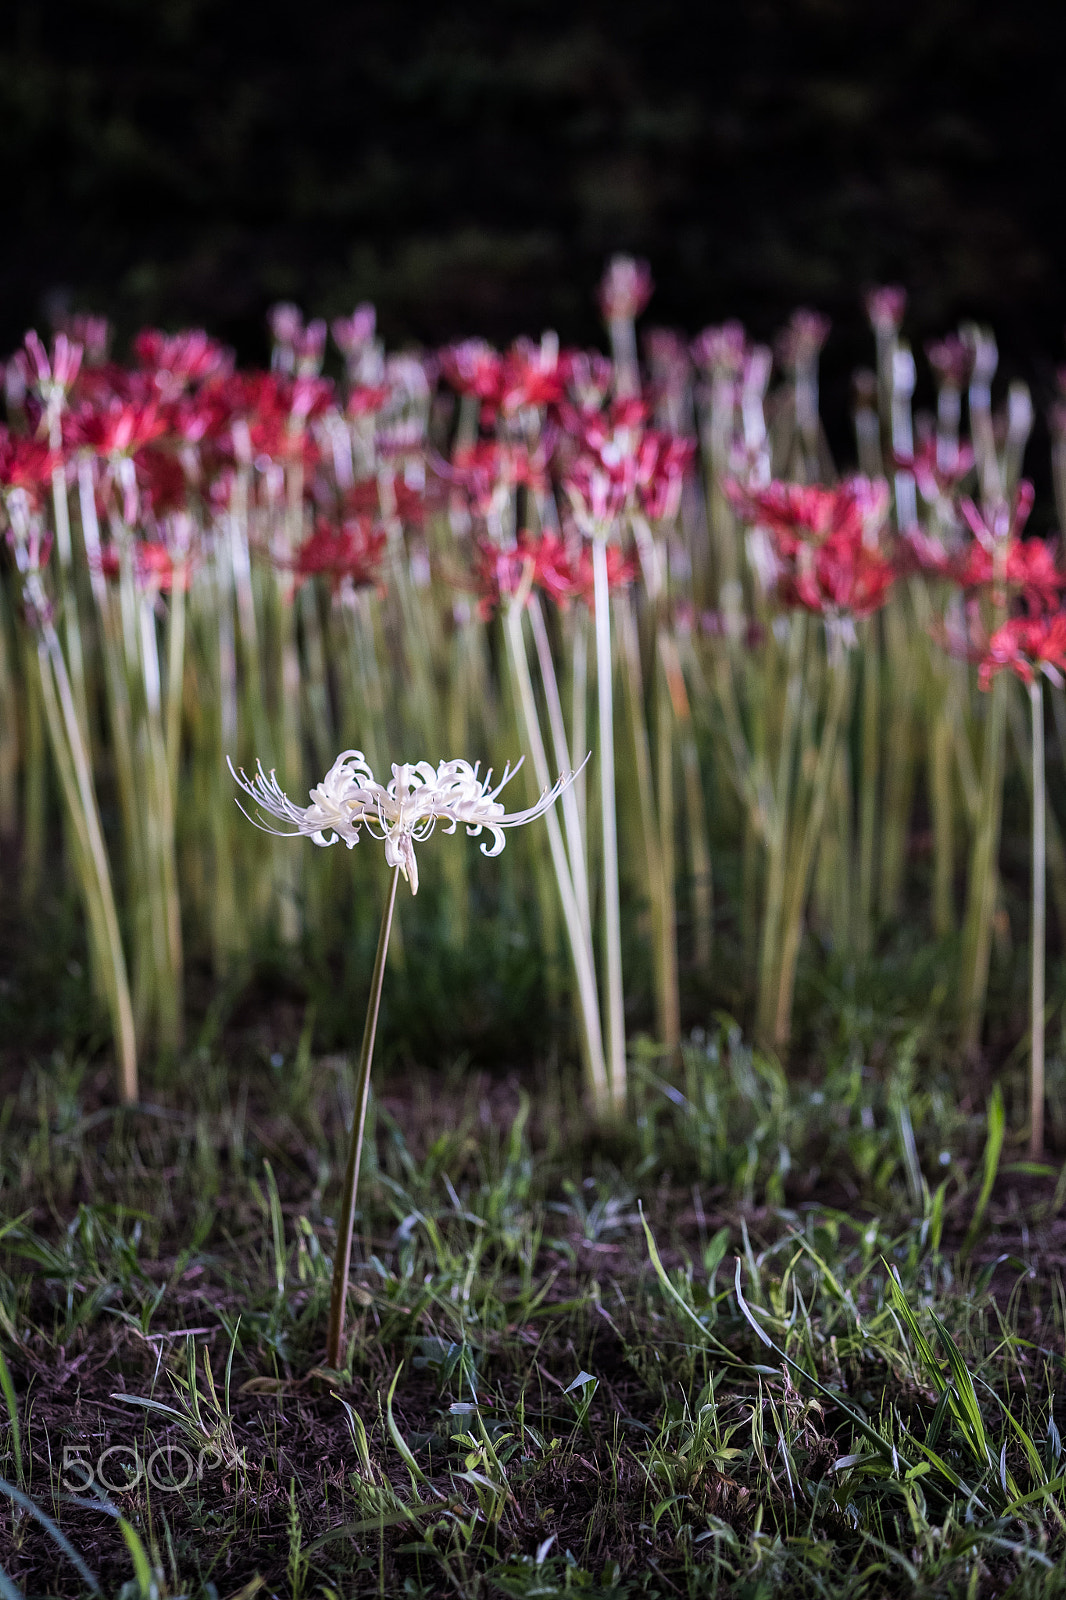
[471,530,635,620]
[978,614,1066,689]
[560,398,694,529]
[290,518,387,595]
[440,338,570,416]
[97,537,193,592]
[597,257,653,323]
[726,476,895,620]
[0,428,58,501]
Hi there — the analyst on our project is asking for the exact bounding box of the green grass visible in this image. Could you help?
[2,1022,1065,1598]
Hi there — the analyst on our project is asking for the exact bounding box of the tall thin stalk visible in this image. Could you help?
[326,865,400,1370]
[960,672,1007,1055]
[1030,677,1046,1159]
[504,597,609,1108]
[593,537,627,1107]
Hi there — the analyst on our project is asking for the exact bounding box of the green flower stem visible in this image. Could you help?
[505,598,609,1109]
[326,864,400,1371]
[960,672,1007,1056]
[856,615,880,954]
[1030,677,1046,1159]
[756,613,806,1047]
[35,618,137,1103]
[773,657,852,1050]
[593,537,627,1108]
[528,594,592,948]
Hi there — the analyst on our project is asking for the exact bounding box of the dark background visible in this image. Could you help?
[3,0,1064,402]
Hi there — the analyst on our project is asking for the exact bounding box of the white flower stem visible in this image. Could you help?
[1031,677,1046,1159]
[593,537,627,1108]
[528,594,592,946]
[504,600,609,1108]
[326,864,400,1370]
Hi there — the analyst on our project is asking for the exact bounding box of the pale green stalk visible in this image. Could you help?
[772,657,851,1049]
[930,704,956,939]
[0,588,19,838]
[878,597,918,920]
[504,597,609,1109]
[616,593,678,1053]
[137,590,184,1050]
[528,594,592,947]
[593,537,626,1104]
[569,608,589,850]
[18,635,46,904]
[660,629,713,968]
[960,672,1007,1055]
[1007,686,1066,949]
[326,865,400,1370]
[1030,677,1046,1158]
[856,616,880,953]
[756,614,806,1048]
[34,614,137,1102]
[48,422,91,746]
[164,563,186,804]
[655,650,679,1050]
[275,473,304,945]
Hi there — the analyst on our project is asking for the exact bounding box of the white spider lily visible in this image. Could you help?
[228,749,579,895]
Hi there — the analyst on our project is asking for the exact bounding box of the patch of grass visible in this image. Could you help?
[1,1024,1065,1596]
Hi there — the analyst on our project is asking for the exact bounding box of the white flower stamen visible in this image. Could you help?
[228,749,580,895]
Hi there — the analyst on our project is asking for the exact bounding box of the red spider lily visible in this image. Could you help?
[0,429,59,498]
[356,475,429,528]
[977,612,1066,689]
[777,309,830,368]
[96,538,192,592]
[894,436,976,502]
[133,329,233,398]
[228,373,331,470]
[332,305,376,360]
[779,529,896,619]
[563,457,632,533]
[568,538,637,606]
[66,361,155,411]
[135,448,189,516]
[560,395,650,452]
[926,334,973,390]
[633,433,696,521]
[169,385,237,447]
[470,538,534,619]
[345,385,390,418]
[268,305,327,376]
[442,441,548,514]
[865,286,907,336]
[57,314,111,366]
[66,399,168,457]
[899,525,957,579]
[958,480,1035,551]
[691,320,747,376]
[953,535,1066,613]
[597,257,653,323]
[499,338,570,412]
[471,529,634,620]
[19,330,84,400]
[564,350,614,411]
[726,477,890,556]
[439,340,504,402]
[289,517,386,594]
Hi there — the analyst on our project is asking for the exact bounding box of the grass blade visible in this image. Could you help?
[0,1476,101,1594]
